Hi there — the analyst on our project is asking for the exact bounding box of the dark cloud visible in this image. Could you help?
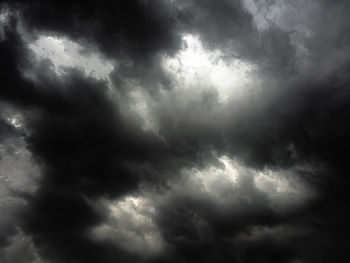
[19,0,182,59]
[1,0,350,262]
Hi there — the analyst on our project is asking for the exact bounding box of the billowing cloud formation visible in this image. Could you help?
[1,0,350,262]
[29,35,114,81]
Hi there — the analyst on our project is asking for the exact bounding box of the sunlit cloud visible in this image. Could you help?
[163,34,255,103]
[28,36,114,82]
[176,155,314,210]
[91,195,165,257]
[0,132,40,201]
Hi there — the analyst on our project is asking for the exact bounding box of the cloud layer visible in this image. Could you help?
[1,0,350,262]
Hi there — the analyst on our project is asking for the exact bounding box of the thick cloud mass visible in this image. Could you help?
[1,0,350,262]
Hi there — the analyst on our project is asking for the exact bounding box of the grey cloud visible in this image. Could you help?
[1,1,350,262]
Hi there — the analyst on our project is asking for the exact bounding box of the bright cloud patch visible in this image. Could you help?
[0,107,40,202]
[129,87,159,134]
[92,196,164,257]
[163,34,255,102]
[188,156,240,199]
[0,127,40,211]
[175,155,314,210]
[28,36,114,81]
[91,155,315,256]
[0,7,10,41]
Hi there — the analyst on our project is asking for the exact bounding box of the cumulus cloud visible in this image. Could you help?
[28,35,114,82]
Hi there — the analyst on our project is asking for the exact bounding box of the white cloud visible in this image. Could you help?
[28,36,114,82]
[163,34,255,103]
[170,155,316,212]
[123,34,257,136]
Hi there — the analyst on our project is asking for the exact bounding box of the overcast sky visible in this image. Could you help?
[1,0,350,262]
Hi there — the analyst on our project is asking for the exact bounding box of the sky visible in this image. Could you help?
[0,0,350,262]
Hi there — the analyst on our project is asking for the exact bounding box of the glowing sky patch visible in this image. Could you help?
[163,34,255,103]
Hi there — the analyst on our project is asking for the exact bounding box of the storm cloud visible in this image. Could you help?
[1,0,350,262]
